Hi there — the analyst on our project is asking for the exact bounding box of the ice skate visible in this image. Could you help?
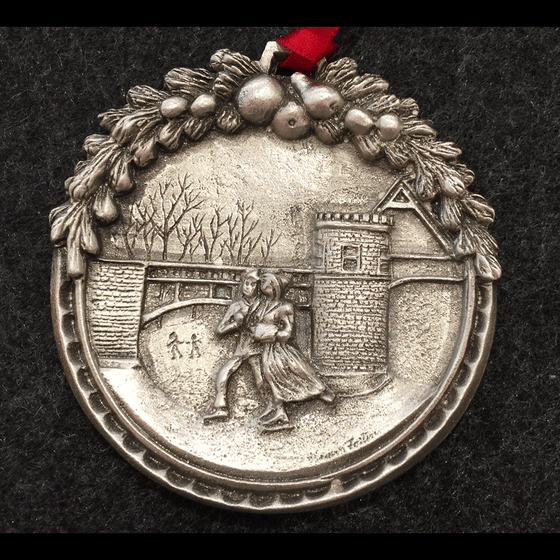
[202,407,229,423]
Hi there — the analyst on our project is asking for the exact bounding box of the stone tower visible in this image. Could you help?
[312,212,393,377]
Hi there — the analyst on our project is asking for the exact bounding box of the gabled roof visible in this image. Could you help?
[372,177,453,254]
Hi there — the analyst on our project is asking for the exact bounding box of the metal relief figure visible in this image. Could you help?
[252,272,335,431]
[189,334,201,359]
[167,331,184,360]
[203,269,264,421]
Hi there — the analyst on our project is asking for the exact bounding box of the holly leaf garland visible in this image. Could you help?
[50,50,259,278]
[50,48,500,282]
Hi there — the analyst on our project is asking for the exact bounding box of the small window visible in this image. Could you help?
[313,241,325,268]
[342,245,361,272]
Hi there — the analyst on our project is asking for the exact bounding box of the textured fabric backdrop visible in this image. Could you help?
[1,26,559,532]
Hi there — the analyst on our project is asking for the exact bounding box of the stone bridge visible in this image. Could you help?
[86,259,314,365]
[142,263,313,327]
[86,254,465,374]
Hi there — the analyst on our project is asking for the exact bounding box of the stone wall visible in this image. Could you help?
[86,261,146,360]
[313,277,389,372]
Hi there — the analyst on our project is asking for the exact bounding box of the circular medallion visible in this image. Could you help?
[50,42,499,512]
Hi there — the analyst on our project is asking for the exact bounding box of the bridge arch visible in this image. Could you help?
[141,297,231,327]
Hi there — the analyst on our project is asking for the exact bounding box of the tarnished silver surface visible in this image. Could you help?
[50,42,499,511]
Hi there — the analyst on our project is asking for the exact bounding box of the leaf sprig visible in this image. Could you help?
[315,57,500,281]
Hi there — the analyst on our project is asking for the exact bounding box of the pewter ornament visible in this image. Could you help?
[50,42,499,512]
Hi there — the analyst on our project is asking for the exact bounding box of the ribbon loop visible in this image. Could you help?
[276,27,340,75]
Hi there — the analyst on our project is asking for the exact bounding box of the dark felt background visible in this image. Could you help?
[1,26,559,533]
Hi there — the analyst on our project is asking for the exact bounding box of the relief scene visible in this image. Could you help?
[84,130,466,473]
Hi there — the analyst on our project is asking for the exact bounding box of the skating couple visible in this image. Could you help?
[203,269,334,432]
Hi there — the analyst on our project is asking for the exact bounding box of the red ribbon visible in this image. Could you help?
[276,27,340,75]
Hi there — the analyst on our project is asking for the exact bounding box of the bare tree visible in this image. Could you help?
[177,214,204,262]
[115,209,140,259]
[198,206,228,263]
[134,203,158,260]
[260,229,282,266]
[221,200,263,265]
[152,174,203,261]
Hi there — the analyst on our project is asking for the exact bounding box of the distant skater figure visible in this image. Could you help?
[167,331,183,360]
[189,333,201,359]
[252,272,335,432]
[203,269,264,422]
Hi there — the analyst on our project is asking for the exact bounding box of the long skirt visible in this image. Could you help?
[261,342,328,403]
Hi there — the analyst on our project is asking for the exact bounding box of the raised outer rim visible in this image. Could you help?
[51,247,496,512]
